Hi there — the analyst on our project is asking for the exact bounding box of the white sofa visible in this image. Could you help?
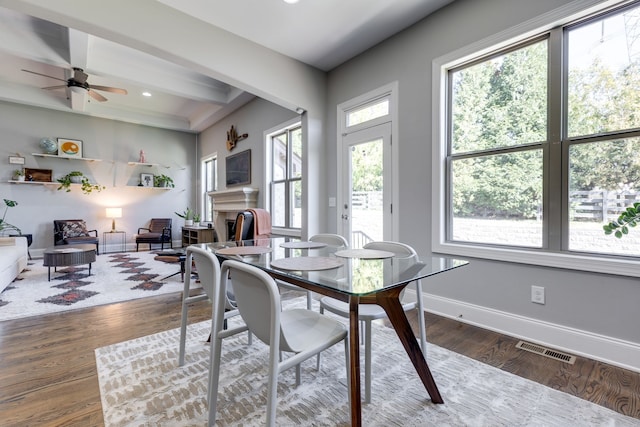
[0,236,28,293]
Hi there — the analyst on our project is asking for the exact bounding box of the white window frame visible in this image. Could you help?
[264,118,302,236]
[201,153,217,222]
[431,0,640,277]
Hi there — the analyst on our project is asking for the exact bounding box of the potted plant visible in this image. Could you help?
[57,171,105,195]
[193,213,201,227]
[175,207,193,226]
[0,199,21,234]
[154,174,174,188]
[13,169,25,182]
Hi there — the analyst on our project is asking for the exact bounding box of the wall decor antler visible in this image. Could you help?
[226,125,248,151]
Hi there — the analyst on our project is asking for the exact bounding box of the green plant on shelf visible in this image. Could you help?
[175,207,193,220]
[57,171,105,195]
[154,174,174,188]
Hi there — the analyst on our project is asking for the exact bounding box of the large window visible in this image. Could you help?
[201,155,217,222]
[438,1,640,273]
[268,122,302,230]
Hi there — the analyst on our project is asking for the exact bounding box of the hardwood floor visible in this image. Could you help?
[0,291,638,426]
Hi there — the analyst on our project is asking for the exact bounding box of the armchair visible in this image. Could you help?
[53,219,99,255]
[135,218,172,251]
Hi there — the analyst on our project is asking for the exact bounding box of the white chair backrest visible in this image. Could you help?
[363,241,416,257]
[185,246,221,301]
[363,241,419,298]
[309,233,348,247]
[222,260,290,350]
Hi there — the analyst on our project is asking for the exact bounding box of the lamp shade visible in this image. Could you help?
[106,208,122,218]
[106,207,122,232]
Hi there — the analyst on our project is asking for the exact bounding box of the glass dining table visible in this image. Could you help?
[203,237,469,426]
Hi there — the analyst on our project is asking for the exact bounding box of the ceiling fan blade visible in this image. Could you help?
[21,69,66,82]
[90,85,128,95]
[42,85,67,90]
[87,90,108,102]
[73,68,88,84]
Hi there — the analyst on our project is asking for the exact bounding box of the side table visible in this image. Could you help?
[103,230,126,254]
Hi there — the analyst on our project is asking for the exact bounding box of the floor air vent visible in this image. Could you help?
[515,341,576,364]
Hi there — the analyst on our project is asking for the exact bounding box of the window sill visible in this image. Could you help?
[433,241,640,278]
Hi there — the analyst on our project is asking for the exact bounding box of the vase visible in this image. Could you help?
[70,176,83,184]
[39,137,58,154]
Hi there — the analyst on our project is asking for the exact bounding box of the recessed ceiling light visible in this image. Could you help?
[142,91,152,97]
[283,0,299,4]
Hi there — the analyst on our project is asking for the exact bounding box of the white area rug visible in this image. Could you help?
[95,298,639,427]
[0,252,184,321]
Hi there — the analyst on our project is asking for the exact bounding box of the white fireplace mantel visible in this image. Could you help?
[208,187,259,240]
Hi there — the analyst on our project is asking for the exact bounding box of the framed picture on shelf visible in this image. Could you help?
[225,149,251,186]
[140,173,154,187]
[57,138,83,158]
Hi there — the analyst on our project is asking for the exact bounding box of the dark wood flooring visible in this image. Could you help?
[0,290,638,426]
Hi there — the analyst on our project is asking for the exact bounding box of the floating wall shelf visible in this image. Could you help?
[32,153,102,162]
[127,161,168,168]
[8,180,58,186]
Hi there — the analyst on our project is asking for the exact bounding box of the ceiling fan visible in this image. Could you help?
[21,67,127,102]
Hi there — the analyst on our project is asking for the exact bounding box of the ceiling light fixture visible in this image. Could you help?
[142,91,152,97]
[283,0,300,4]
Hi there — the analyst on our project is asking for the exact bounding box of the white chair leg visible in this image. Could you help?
[316,306,324,370]
[364,319,372,404]
[178,300,188,366]
[207,329,223,426]
[416,279,427,356]
[266,344,280,427]
[306,290,312,310]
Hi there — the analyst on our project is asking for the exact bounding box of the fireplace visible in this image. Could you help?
[208,187,259,241]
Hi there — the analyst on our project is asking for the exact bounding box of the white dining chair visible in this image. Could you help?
[209,259,350,427]
[318,241,427,404]
[178,246,249,367]
[276,233,348,309]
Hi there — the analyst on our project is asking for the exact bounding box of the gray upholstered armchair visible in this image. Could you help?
[135,218,172,251]
[53,219,99,254]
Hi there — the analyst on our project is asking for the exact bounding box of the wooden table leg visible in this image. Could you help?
[349,296,362,426]
[374,287,444,404]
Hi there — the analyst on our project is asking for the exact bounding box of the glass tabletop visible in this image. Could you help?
[200,237,468,296]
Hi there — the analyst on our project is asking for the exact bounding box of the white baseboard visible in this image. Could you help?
[406,290,640,373]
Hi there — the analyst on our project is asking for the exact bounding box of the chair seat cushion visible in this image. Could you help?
[64,236,98,245]
[280,308,347,353]
[136,233,168,242]
[320,296,417,320]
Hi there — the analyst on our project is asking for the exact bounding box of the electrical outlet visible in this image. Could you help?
[531,285,545,304]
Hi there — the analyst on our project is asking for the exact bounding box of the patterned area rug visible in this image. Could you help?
[95,299,639,427]
[0,252,185,321]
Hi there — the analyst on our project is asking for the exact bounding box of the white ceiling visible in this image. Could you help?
[0,0,452,133]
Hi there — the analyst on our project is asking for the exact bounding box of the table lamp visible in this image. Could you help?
[106,207,122,232]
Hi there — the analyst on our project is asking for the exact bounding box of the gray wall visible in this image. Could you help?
[198,97,298,210]
[325,0,640,349]
[0,101,197,252]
